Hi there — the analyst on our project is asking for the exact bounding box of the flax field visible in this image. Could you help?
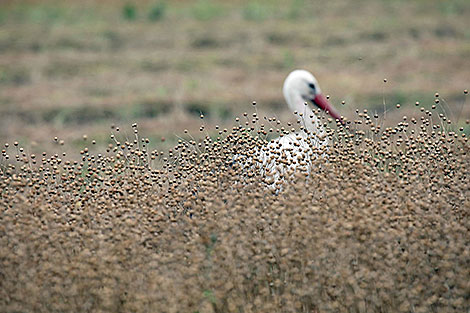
[1,0,470,312]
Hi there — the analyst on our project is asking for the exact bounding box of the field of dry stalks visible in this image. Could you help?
[1,0,470,312]
[1,102,470,312]
[1,0,469,154]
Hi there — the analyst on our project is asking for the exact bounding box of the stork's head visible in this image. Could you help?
[282,70,343,124]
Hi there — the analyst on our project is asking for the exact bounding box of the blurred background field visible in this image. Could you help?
[0,0,469,154]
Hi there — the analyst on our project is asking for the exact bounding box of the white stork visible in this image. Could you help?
[258,70,344,185]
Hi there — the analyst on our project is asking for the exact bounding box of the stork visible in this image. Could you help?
[258,70,344,185]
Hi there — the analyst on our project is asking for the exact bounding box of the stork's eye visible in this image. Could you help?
[308,83,316,92]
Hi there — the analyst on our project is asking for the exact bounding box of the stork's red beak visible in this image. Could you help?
[312,93,344,125]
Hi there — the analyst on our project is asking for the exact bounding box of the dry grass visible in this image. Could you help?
[0,0,469,154]
[1,103,470,312]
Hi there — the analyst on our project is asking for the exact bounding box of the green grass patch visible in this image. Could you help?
[285,0,305,20]
[148,2,166,22]
[122,3,138,21]
[242,2,270,21]
[122,100,172,120]
[17,4,66,24]
[191,0,225,21]
[0,65,31,86]
[1,3,99,25]
[40,101,171,127]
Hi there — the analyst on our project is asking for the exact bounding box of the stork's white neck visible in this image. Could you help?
[285,93,324,136]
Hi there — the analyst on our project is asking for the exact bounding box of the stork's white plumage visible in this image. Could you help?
[258,70,343,184]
